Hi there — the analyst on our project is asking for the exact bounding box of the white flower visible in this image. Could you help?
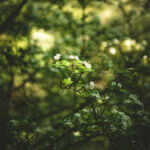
[89,81,95,89]
[69,55,75,59]
[54,54,61,60]
[69,55,79,60]
[74,55,79,60]
[82,109,89,113]
[117,83,122,88]
[74,113,81,118]
[83,61,91,69]
[86,63,91,68]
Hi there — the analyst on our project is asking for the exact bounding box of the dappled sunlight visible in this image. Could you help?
[63,3,82,19]
[25,82,47,98]
[98,5,119,24]
[31,29,55,51]
[73,131,81,137]
[100,9,112,20]
[16,38,28,49]
[121,38,145,52]
[109,47,117,55]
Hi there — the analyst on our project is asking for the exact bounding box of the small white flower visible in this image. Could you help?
[83,61,91,69]
[69,55,75,59]
[89,81,95,89]
[74,113,81,118]
[117,83,122,88]
[86,63,91,69]
[74,55,79,60]
[69,55,79,60]
[54,54,61,60]
[82,109,89,113]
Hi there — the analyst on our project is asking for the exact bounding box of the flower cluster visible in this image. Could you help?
[51,54,96,94]
[83,61,91,69]
[110,109,131,133]
[89,81,95,89]
[69,55,79,60]
[85,81,96,90]
[53,54,91,69]
[54,54,61,60]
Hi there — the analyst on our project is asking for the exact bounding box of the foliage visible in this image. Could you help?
[0,0,150,150]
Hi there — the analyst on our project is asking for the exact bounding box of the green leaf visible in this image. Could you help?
[63,78,73,86]
[61,60,70,66]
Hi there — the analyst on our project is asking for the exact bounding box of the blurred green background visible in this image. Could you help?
[0,0,150,149]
